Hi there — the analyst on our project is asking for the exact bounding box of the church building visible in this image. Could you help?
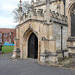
[12,0,75,63]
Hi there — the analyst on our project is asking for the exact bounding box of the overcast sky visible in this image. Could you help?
[0,0,31,28]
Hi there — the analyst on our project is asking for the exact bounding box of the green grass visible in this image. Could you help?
[2,46,14,53]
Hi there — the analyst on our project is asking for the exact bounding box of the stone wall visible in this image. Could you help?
[53,23,68,51]
[12,0,71,63]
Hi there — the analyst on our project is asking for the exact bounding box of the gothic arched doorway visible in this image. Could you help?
[28,33,38,59]
[71,5,75,36]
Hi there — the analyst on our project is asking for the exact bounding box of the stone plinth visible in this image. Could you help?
[40,51,58,65]
[12,50,17,59]
[12,38,20,59]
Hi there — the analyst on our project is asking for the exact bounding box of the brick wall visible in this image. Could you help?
[0,28,16,43]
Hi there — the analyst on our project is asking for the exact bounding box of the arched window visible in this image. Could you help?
[71,5,75,37]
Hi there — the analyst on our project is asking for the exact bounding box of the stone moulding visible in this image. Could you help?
[40,51,57,57]
[56,50,68,54]
[17,19,44,27]
[67,37,75,41]
[23,27,38,38]
[41,36,56,41]
[51,17,68,26]
[68,47,75,49]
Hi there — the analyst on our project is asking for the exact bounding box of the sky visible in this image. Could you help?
[0,0,31,28]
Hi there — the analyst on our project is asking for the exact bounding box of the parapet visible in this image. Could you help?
[51,11,68,25]
[20,8,68,26]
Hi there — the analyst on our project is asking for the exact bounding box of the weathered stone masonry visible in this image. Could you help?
[12,0,75,63]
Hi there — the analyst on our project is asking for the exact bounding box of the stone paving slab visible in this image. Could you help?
[0,53,75,75]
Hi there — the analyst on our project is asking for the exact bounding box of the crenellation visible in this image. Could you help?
[20,6,67,25]
[33,9,37,16]
[50,10,67,24]
[37,9,44,17]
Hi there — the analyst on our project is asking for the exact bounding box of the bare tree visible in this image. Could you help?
[12,1,31,22]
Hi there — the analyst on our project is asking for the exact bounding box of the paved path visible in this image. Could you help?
[0,54,75,75]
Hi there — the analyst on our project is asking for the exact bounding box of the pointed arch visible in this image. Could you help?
[23,28,38,40]
[22,28,39,59]
[67,0,75,15]
[28,33,38,59]
[67,0,75,37]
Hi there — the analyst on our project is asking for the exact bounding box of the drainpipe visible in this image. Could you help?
[61,25,64,60]
[60,0,66,60]
[63,0,66,16]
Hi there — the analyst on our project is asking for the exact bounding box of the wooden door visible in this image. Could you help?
[28,33,38,59]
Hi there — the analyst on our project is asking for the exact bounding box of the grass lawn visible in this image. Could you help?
[2,46,14,53]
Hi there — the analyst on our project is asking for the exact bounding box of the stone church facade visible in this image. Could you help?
[12,0,75,63]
